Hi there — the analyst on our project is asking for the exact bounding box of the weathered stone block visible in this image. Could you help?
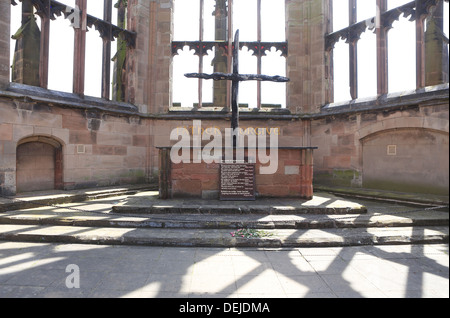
[0,124,13,141]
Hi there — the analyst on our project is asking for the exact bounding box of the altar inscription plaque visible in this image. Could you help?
[220,162,256,201]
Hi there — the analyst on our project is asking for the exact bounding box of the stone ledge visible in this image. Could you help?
[314,185,449,207]
[2,209,447,230]
[0,184,156,213]
[0,224,447,248]
[316,83,449,119]
[1,83,139,115]
[111,191,368,215]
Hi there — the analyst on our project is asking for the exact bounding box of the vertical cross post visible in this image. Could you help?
[231,30,240,149]
[185,30,289,152]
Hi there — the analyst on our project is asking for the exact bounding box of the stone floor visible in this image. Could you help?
[0,185,448,299]
[0,242,448,298]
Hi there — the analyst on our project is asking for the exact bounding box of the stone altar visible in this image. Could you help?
[158,146,317,200]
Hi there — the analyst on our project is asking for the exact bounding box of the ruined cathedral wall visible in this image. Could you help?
[311,92,449,196]
[143,0,329,115]
[0,96,151,195]
[287,0,449,196]
[0,0,155,195]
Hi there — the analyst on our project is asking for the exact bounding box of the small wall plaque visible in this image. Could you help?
[220,162,256,201]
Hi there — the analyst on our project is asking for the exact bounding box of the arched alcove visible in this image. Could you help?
[16,136,63,193]
[361,128,449,195]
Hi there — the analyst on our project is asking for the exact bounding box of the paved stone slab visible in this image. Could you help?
[0,242,448,298]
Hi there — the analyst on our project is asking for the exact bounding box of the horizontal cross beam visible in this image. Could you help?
[185,72,290,83]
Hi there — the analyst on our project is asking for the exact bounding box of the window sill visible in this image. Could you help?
[2,83,139,115]
[169,106,288,112]
[164,106,296,120]
[319,83,449,117]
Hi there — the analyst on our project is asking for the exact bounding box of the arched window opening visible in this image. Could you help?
[172,0,288,110]
[9,0,136,101]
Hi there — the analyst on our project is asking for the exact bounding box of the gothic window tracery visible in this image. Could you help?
[10,0,136,101]
[172,0,288,110]
[326,0,449,104]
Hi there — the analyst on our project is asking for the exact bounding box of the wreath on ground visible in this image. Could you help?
[230,228,274,239]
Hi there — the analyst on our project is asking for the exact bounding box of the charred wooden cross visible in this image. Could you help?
[185,30,290,149]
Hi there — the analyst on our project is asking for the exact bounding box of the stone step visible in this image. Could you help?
[112,205,368,215]
[1,189,447,248]
[0,210,448,230]
[0,185,157,213]
[0,223,447,248]
[111,191,370,215]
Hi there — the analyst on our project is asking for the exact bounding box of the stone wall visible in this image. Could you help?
[311,91,449,195]
[0,96,150,195]
[0,90,310,195]
[2,88,447,196]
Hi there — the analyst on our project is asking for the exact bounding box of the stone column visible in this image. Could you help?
[212,0,228,107]
[126,0,152,112]
[112,0,128,102]
[425,1,449,86]
[286,0,329,114]
[0,0,11,89]
[145,0,173,114]
[11,0,41,86]
[0,3,13,195]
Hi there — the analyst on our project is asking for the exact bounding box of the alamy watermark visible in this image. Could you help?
[65,264,80,289]
[170,120,279,175]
